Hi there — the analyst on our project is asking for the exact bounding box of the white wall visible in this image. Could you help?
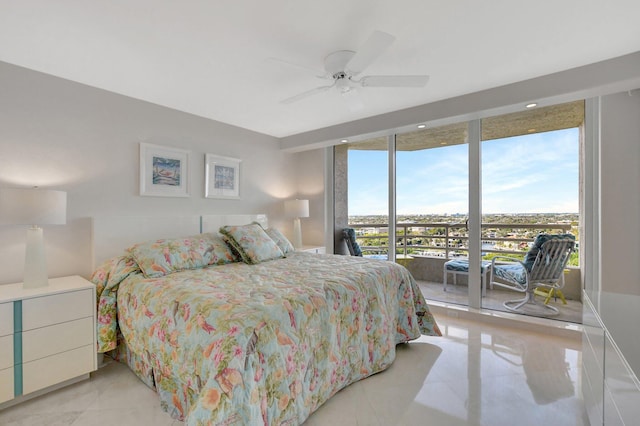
[600,90,640,296]
[292,148,326,247]
[0,61,298,284]
[597,89,640,376]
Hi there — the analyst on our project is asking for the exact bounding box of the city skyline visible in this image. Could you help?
[348,128,579,216]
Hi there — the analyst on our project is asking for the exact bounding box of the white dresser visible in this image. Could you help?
[0,276,97,406]
[582,290,640,425]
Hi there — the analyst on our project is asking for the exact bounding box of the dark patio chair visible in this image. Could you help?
[342,228,363,256]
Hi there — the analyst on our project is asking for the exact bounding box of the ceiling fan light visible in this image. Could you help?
[335,78,351,93]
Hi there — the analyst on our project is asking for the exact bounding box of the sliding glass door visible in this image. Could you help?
[480,102,582,320]
[345,137,389,259]
[396,122,471,306]
[335,100,583,321]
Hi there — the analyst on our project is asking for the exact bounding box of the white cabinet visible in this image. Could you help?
[582,291,640,425]
[0,276,97,405]
[603,334,640,425]
[582,295,605,425]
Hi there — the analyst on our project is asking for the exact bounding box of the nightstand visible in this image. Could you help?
[298,245,327,254]
[0,275,97,407]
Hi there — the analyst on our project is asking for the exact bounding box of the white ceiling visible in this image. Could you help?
[1,1,639,138]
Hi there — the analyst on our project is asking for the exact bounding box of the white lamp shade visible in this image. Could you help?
[284,199,309,218]
[0,188,67,225]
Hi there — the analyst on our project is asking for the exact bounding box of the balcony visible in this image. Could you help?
[347,222,582,323]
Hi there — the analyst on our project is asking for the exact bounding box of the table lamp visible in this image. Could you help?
[284,199,309,249]
[0,188,67,288]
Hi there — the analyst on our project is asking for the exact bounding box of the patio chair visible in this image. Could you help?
[342,227,363,256]
[489,234,575,315]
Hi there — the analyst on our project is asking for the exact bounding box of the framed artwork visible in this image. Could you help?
[139,143,190,197]
[205,154,241,199]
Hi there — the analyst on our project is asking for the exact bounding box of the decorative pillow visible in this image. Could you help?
[129,233,237,278]
[523,233,575,271]
[220,223,284,264]
[264,227,295,254]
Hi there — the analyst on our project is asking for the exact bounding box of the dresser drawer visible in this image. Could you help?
[22,317,94,363]
[583,323,605,377]
[0,335,12,370]
[582,368,603,426]
[0,367,13,404]
[603,388,625,426]
[604,334,640,425]
[0,302,12,336]
[23,344,94,395]
[22,289,93,331]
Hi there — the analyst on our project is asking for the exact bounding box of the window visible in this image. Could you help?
[335,100,584,322]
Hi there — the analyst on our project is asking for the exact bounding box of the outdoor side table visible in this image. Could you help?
[443,259,492,296]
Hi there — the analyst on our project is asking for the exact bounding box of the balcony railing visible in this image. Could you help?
[348,222,575,259]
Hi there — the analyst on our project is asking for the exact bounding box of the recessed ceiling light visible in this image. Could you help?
[525,103,537,109]
[340,139,348,143]
[440,142,447,145]
[417,124,426,129]
[528,128,536,133]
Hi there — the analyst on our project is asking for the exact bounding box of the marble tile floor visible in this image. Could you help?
[0,314,587,426]
[418,280,583,324]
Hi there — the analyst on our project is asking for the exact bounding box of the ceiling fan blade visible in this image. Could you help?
[280,84,335,104]
[345,30,395,76]
[266,57,329,79]
[359,75,429,87]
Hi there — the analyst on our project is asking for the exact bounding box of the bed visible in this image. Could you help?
[91,215,441,425]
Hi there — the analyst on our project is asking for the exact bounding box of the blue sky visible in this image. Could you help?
[348,128,579,216]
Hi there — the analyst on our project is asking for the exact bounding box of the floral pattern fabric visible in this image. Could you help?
[130,233,237,278]
[264,227,295,254]
[219,223,284,264]
[92,252,441,425]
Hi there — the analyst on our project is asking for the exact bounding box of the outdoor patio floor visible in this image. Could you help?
[417,280,583,324]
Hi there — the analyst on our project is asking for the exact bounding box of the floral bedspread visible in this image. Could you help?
[92,252,441,425]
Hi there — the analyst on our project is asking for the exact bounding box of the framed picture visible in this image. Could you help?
[205,154,241,199]
[139,143,190,197]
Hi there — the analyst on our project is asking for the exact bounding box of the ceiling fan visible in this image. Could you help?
[279,30,429,105]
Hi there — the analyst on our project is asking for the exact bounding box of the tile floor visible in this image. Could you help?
[418,280,583,324]
[0,314,587,426]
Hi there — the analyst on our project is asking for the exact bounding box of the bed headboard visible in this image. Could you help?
[91,214,268,270]
[201,214,268,234]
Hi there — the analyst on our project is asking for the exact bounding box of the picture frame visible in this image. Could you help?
[205,154,241,199]
[139,143,190,197]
